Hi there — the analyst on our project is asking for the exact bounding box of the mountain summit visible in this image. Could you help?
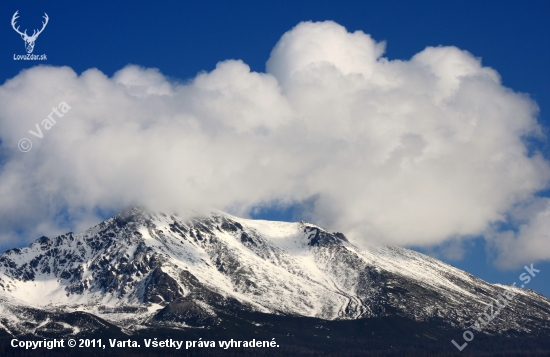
[0,206,549,340]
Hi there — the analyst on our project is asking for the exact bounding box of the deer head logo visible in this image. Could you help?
[11,11,49,54]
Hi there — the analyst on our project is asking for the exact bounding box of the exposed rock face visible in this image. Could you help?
[0,205,549,338]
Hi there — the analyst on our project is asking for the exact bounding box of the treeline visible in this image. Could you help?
[1,313,549,356]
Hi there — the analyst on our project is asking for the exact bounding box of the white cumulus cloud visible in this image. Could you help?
[0,21,548,267]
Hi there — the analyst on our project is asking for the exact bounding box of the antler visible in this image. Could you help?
[11,10,27,37]
[30,13,49,39]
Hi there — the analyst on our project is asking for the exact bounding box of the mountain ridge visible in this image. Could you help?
[0,205,549,341]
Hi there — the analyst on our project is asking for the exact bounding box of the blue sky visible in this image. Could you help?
[1,0,549,297]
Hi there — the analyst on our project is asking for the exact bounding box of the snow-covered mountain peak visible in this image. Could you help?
[0,206,548,337]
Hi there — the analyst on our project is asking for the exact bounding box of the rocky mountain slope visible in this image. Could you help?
[0,205,549,339]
